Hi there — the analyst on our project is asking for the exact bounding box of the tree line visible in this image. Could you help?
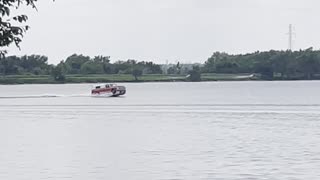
[1,48,320,81]
[53,54,163,81]
[202,48,320,80]
[0,54,164,80]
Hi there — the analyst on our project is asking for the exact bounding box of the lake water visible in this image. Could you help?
[0,81,320,180]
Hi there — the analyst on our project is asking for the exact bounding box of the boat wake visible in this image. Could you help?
[0,94,92,99]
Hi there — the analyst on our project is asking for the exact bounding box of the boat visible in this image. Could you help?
[91,83,126,97]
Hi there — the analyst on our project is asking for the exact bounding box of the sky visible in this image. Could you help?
[6,0,320,64]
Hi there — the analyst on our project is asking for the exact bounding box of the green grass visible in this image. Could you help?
[66,74,186,83]
[0,73,258,84]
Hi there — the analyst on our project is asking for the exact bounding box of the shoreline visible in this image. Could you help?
[0,74,319,85]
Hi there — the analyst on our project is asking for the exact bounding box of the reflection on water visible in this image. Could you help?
[0,82,320,180]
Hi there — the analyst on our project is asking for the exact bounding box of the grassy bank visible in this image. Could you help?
[0,73,256,84]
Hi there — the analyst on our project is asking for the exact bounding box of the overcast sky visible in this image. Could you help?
[6,0,320,64]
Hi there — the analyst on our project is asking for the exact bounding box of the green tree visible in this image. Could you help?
[0,0,54,57]
[167,66,176,74]
[92,56,110,64]
[111,60,132,74]
[0,55,20,74]
[65,54,90,74]
[187,65,201,82]
[21,55,49,74]
[297,48,320,79]
[203,52,229,73]
[80,61,104,74]
[132,68,143,81]
[51,62,66,82]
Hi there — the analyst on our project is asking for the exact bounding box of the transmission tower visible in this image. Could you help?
[288,24,294,51]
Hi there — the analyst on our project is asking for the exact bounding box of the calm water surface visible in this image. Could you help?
[0,81,320,180]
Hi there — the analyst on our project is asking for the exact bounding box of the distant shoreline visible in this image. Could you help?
[0,73,318,85]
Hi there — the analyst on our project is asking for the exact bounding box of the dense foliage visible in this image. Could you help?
[0,0,41,56]
[203,48,320,80]
[187,66,201,82]
[2,48,320,82]
[55,54,162,76]
[0,55,51,75]
[0,54,163,80]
